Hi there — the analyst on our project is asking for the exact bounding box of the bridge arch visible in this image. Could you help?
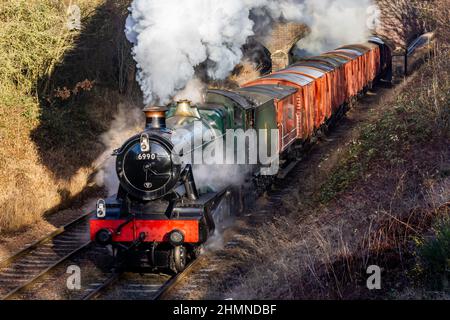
[258,22,309,72]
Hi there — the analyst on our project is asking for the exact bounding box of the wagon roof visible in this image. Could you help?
[326,49,356,61]
[207,89,253,110]
[326,50,358,59]
[238,84,297,104]
[333,48,363,57]
[293,60,335,72]
[368,36,385,46]
[307,56,345,67]
[369,35,395,50]
[338,44,371,53]
[261,73,312,86]
[279,66,324,80]
[319,53,350,64]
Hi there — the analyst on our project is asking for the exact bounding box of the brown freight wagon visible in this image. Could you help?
[242,41,383,153]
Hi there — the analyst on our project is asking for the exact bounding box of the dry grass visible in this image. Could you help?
[221,41,449,299]
[0,0,138,233]
[229,59,264,86]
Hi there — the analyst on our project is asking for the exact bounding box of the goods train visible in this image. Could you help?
[90,37,392,273]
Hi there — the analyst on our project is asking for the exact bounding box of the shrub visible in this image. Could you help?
[0,0,136,233]
[418,217,450,290]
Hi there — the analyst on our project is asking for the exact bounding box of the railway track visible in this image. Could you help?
[0,205,208,301]
[83,258,201,300]
[0,212,92,300]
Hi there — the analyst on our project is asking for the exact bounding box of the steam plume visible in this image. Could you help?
[94,104,143,196]
[125,0,305,105]
[125,0,374,105]
[293,0,374,57]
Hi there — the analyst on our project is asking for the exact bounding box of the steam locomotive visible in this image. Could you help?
[90,37,392,273]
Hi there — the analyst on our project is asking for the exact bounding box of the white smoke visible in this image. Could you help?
[294,0,373,56]
[94,104,144,196]
[126,0,374,105]
[125,0,306,105]
[193,164,251,191]
[174,78,206,104]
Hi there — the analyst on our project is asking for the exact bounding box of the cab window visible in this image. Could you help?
[234,106,243,128]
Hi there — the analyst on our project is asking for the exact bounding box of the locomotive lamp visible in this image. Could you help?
[96,199,106,218]
[169,230,184,246]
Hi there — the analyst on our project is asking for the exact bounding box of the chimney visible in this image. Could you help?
[143,105,168,130]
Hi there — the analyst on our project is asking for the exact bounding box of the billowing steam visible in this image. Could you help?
[174,78,206,104]
[94,104,143,196]
[293,0,374,57]
[126,0,374,105]
[125,0,305,105]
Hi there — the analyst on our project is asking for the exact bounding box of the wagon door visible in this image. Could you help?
[278,95,297,150]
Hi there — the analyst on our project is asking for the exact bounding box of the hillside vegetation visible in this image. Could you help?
[0,0,137,233]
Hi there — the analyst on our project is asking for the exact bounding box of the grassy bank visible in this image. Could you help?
[0,0,138,233]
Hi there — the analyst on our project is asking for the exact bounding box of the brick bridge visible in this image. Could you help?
[259,22,309,72]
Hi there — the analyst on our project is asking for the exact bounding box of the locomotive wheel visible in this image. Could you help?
[171,245,187,273]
